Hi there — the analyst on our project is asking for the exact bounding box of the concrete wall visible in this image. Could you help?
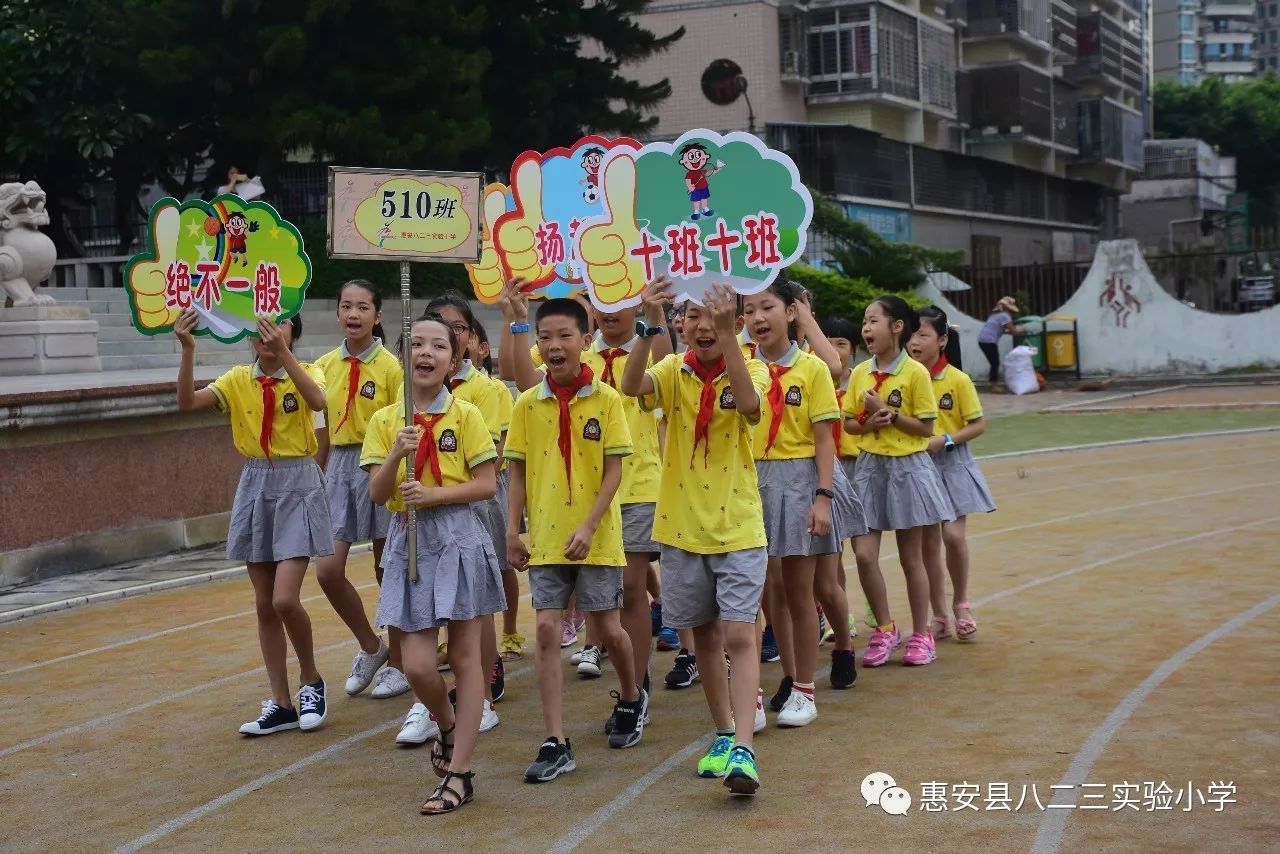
[910,210,1094,266]
[920,239,1280,375]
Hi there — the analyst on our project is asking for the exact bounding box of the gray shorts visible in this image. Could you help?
[659,545,767,628]
[530,564,624,612]
[621,502,658,554]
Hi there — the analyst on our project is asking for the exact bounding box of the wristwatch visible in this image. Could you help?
[814,487,835,500]
[509,322,530,334]
[634,320,667,338]
[944,433,957,451]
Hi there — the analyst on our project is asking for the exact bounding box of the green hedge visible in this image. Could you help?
[296,218,473,301]
[786,263,928,326]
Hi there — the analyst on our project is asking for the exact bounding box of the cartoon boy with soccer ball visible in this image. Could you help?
[679,143,725,221]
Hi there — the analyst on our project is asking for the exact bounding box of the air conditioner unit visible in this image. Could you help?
[783,50,802,75]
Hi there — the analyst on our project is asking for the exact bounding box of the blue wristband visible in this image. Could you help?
[509,322,530,334]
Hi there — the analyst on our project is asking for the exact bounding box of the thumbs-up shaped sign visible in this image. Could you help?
[127,203,183,330]
[577,154,648,307]
[494,158,556,286]
[466,184,510,303]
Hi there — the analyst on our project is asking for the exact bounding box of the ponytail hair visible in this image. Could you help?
[918,305,961,365]
[870,294,918,349]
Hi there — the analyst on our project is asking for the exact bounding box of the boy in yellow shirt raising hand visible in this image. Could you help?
[505,298,645,783]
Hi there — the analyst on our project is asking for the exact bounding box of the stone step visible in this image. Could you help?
[98,338,181,357]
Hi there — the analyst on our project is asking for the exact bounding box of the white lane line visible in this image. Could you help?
[2,585,534,680]
[545,514,1277,852]
[976,425,1279,466]
[1041,384,1188,411]
[1030,591,1280,854]
[0,639,347,760]
[111,654,546,853]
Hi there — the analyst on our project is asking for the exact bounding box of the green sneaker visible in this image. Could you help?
[697,735,734,778]
[723,745,760,795]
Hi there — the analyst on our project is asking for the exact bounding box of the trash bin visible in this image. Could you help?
[1044,314,1080,378]
[1013,315,1045,370]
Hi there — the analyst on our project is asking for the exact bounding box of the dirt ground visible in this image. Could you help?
[1,432,1277,853]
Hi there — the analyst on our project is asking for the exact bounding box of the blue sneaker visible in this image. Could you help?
[761,625,780,663]
[657,626,679,651]
[724,745,760,795]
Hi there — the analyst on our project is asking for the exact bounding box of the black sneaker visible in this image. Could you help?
[769,675,794,713]
[604,675,652,735]
[298,680,327,731]
[664,649,699,689]
[491,657,506,703]
[524,737,576,783]
[239,699,300,736]
[830,648,858,690]
[607,687,649,749]
[761,625,780,662]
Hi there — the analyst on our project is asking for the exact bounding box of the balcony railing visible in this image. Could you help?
[966,0,1051,45]
[1069,12,1145,94]
[1075,98,1144,170]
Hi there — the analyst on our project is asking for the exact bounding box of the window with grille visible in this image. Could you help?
[806,6,873,95]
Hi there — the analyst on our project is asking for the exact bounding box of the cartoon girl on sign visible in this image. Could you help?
[679,143,725,221]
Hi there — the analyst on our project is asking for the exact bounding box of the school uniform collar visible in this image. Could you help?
[930,362,950,380]
[252,361,287,380]
[536,370,599,401]
[340,338,382,362]
[452,359,478,384]
[592,334,638,354]
[415,387,453,415]
[757,341,800,368]
[871,349,910,376]
[838,368,853,393]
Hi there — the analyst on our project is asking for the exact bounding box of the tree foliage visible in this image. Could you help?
[0,0,681,253]
[1154,75,1280,225]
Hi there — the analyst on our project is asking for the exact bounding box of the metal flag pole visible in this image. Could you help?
[400,259,417,582]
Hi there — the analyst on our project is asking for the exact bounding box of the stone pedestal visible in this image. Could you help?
[0,305,102,376]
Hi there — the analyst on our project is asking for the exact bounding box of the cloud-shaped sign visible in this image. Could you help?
[123,195,312,343]
[575,129,813,311]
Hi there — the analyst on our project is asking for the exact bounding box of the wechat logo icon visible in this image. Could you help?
[862,771,912,816]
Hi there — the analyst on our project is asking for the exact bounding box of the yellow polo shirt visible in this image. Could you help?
[360,390,497,512]
[488,373,515,470]
[208,362,326,459]
[533,337,660,505]
[643,353,769,553]
[505,376,632,566]
[834,371,862,459]
[447,360,505,442]
[750,343,840,461]
[840,350,937,457]
[315,340,403,446]
[929,363,984,436]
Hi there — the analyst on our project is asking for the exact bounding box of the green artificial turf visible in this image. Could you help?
[974,410,1280,456]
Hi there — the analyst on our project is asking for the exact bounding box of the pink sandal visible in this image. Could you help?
[954,602,977,641]
[930,613,952,641]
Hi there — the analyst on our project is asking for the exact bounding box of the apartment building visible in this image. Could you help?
[623,0,1149,267]
[1154,0,1261,82]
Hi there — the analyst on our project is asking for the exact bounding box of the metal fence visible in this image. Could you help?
[944,261,1092,318]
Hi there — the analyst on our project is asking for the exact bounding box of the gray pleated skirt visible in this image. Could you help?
[933,443,997,517]
[377,504,507,632]
[324,444,392,543]
[477,468,510,570]
[853,451,956,532]
[839,455,859,488]
[228,457,335,563]
[757,457,867,557]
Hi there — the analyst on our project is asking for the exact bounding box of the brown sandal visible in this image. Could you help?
[430,724,455,778]
[420,770,474,815]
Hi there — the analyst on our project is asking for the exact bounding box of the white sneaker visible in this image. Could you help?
[396,702,439,745]
[577,645,603,678]
[754,689,767,734]
[370,666,411,699]
[570,648,585,665]
[344,640,390,695]
[480,698,500,733]
[776,690,817,728]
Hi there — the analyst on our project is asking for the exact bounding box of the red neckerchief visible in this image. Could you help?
[545,363,594,502]
[683,350,725,467]
[334,356,361,433]
[762,362,791,456]
[256,376,278,462]
[598,347,627,388]
[855,369,892,425]
[413,411,446,485]
[928,354,950,378]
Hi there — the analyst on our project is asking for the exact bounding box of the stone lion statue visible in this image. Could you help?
[0,181,57,307]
